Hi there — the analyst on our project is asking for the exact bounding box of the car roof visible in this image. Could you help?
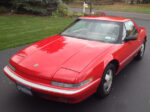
[79,16,131,22]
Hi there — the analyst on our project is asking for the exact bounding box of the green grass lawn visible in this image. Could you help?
[69,2,150,14]
[0,15,75,50]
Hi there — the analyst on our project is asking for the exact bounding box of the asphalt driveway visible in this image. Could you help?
[0,15,150,112]
[69,8,150,21]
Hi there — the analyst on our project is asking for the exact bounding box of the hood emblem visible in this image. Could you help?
[33,64,39,67]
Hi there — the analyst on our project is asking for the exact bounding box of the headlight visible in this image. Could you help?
[8,64,16,71]
[51,77,94,88]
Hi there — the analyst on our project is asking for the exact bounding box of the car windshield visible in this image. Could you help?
[61,19,121,43]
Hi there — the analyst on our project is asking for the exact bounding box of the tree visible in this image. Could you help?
[89,0,92,13]
[0,0,13,9]
[130,0,134,4]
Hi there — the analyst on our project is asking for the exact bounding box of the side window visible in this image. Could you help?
[124,21,138,37]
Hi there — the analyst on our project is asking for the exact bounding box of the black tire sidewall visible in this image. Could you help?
[136,41,146,60]
[96,63,116,98]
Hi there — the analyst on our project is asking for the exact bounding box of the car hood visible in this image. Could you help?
[11,35,113,80]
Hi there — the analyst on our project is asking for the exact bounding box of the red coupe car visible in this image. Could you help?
[3,16,147,104]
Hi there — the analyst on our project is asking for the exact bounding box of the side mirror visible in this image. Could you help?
[124,36,137,42]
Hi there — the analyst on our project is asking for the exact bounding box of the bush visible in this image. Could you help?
[62,0,75,4]
[52,3,84,17]
[13,0,63,16]
[0,6,8,14]
[0,0,13,9]
[52,3,68,17]
[73,12,84,17]
[143,0,150,3]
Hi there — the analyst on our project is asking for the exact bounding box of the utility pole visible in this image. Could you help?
[89,0,92,14]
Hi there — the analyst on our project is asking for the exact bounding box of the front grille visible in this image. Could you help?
[15,69,50,85]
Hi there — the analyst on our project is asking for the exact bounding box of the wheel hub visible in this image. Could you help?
[104,69,113,93]
[140,43,145,57]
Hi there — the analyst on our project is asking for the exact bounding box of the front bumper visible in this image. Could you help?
[3,66,100,103]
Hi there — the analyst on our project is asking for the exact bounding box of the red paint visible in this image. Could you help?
[79,16,130,22]
[3,16,147,103]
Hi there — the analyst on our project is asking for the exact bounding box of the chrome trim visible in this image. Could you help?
[4,66,100,95]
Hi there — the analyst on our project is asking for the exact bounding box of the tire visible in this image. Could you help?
[96,64,116,98]
[136,41,146,60]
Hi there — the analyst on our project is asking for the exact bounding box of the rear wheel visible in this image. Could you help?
[96,64,116,98]
[136,41,146,60]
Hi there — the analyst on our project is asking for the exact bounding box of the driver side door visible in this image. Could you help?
[119,20,141,67]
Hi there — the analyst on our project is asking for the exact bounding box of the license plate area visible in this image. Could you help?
[16,83,33,96]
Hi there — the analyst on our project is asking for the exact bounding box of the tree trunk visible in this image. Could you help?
[89,0,92,14]
[130,0,134,4]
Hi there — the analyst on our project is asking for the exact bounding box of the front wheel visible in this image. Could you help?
[96,64,116,98]
[136,41,146,60]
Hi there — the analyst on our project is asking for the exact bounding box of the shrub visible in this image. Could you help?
[52,3,84,18]
[73,12,84,17]
[52,3,68,17]
[0,0,13,9]
[143,0,150,3]
[62,0,75,4]
[0,6,8,14]
[13,0,63,16]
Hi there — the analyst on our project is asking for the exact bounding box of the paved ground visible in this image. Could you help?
[69,8,150,21]
[0,12,150,112]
